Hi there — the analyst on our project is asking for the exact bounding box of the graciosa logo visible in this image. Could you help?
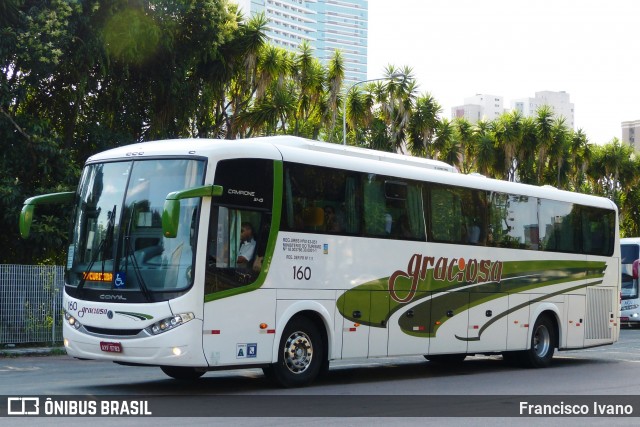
[388,253,504,303]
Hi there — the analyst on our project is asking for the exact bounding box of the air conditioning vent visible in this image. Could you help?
[584,288,613,340]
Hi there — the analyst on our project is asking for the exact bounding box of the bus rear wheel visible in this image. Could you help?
[160,366,205,381]
[520,315,556,368]
[269,316,324,388]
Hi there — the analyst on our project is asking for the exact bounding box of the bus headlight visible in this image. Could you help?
[145,313,195,335]
[64,312,82,330]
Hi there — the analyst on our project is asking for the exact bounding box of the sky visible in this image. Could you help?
[367,0,638,144]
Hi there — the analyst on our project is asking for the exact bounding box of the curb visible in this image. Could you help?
[0,347,66,358]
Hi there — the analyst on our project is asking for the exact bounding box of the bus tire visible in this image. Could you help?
[160,366,205,381]
[270,316,323,388]
[521,314,556,368]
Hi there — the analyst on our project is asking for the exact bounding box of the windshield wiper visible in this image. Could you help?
[77,205,116,293]
[122,202,152,302]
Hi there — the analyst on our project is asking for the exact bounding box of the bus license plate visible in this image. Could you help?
[100,342,122,353]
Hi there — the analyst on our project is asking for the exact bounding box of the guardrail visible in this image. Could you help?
[0,265,64,345]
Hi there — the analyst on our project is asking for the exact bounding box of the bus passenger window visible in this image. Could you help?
[539,200,578,253]
[363,176,425,240]
[489,193,538,249]
[282,163,359,235]
[429,185,464,243]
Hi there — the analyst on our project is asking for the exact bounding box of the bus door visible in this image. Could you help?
[202,159,277,366]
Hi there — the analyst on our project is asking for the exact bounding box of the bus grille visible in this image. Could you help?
[84,326,143,336]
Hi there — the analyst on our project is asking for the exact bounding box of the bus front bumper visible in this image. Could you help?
[63,318,207,366]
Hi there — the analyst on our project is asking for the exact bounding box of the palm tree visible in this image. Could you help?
[500,110,523,182]
[472,121,497,177]
[535,105,554,184]
[291,41,325,136]
[223,13,269,138]
[516,117,538,184]
[432,118,453,161]
[440,135,463,169]
[324,50,344,142]
[236,44,293,136]
[452,117,475,173]
[588,138,634,200]
[473,133,495,176]
[490,118,507,179]
[344,83,373,146]
[407,93,442,158]
[548,117,570,188]
[256,45,291,99]
[381,65,416,152]
[568,129,591,191]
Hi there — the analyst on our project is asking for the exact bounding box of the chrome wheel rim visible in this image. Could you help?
[283,331,313,374]
[533,324,550,358]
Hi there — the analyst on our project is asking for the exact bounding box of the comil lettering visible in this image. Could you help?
[388,253,503,303]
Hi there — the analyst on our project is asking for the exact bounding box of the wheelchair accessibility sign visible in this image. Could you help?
[114,272,126,289]
[236,343,257,359]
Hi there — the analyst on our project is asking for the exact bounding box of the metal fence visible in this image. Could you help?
[0,265,64,345]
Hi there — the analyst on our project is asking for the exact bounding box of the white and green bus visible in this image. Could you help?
[20,136,620,387]
[620,237,640,325]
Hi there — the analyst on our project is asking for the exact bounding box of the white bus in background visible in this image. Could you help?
[20,136,621,387]
[620,237,640,326]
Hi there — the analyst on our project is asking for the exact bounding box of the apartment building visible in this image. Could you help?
[622,120,640,152]
[451,94,504,123]
[235,0,368,84]
[511,91,575,128]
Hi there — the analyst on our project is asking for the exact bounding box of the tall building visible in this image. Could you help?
[451,94,504,123]
[622,120,640,152]
[452,104,482,123]
[235,0,368,84]
[511,91,575,128]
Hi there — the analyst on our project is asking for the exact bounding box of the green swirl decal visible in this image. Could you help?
[115,311,154,321]
[336,257,607,338]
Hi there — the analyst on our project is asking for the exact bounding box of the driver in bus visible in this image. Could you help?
[237,222,256,268]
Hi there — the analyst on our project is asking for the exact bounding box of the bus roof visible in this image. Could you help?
[88,136,456,173]
[87,136,617,212]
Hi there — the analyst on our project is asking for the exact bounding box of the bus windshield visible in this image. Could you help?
[66,159,205,299]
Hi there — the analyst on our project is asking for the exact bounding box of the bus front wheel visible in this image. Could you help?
[268,316,324,388]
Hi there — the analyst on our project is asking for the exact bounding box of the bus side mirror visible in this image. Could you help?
[19,192,75,238]
[162,185,223,238]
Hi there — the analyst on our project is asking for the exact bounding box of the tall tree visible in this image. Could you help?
[407,93,441,158]
[547,117,570,188]
[452,117,475,174]
[323,50,344,142]
[535,105,554,184]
